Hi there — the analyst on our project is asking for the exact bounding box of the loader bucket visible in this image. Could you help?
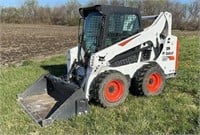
[17,74,89,127]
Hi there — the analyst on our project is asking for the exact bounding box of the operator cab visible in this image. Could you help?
[79,5,142,54]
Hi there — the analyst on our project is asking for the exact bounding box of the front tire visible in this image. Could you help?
[92,71,129,107]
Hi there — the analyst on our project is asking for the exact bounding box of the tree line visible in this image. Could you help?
[0,0,199,30]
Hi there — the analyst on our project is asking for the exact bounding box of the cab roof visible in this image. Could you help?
[79,5,140,17]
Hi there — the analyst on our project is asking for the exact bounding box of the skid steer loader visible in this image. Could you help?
[18,5,180,126]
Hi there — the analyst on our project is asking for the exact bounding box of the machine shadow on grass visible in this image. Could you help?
[40,64,141,108]
[40,64,103,108]
[129,78,144,97]
[41,64,141,97]
[41,64,67,76]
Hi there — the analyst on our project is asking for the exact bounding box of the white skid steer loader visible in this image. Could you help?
[18,5,180,126]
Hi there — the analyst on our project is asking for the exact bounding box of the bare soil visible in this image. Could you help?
[0,24,77,65]
[0,24,198,66]
[173,30,199,37]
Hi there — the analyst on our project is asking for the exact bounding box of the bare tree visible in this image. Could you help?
[127,0,142,9]
[166,1,187,29]
[22,0,39,23]
[88,0,109,6]
[0,7,21,23]
[0,0,199,30]
[37,7,51,24]
[51,6,67,25]
[110,0,125,6]
[65,0,81,25]
[187,0,200,30]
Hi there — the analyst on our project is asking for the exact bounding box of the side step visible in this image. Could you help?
[17,74,89,127]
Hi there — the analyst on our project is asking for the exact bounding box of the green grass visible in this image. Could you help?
[0,37,199,134]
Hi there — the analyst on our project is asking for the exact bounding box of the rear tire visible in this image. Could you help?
[91,71,129,107]
[132,64,165,96]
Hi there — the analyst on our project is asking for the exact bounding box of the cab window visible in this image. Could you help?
[105,14,140,47]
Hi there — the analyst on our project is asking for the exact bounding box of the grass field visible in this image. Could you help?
[0,35,199,134]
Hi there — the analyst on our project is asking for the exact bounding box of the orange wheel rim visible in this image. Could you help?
[104,80,124,103]
[146,72,162,93]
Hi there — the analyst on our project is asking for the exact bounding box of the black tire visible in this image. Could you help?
[132,63,166,96]
[91,71,129,107]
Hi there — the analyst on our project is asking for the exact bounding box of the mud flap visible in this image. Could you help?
[17,74,89,127]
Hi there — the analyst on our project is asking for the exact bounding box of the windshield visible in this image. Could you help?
[82,12,102,53]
